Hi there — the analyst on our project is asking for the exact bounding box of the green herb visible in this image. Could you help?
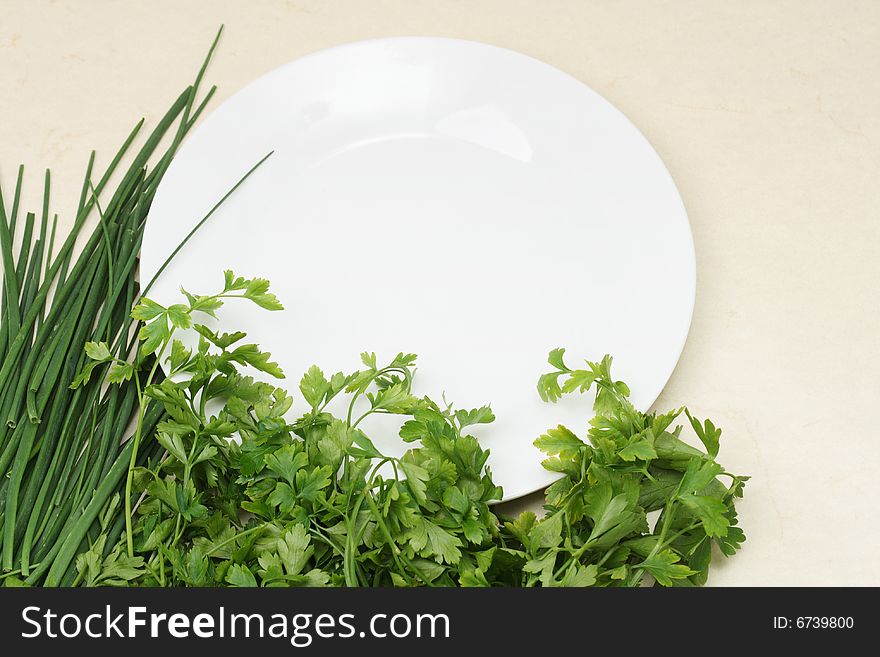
[51,273,745,588]
[0,27,238,586]
[525,350,748,586]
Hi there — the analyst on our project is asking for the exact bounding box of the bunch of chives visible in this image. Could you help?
[0,29,222,586]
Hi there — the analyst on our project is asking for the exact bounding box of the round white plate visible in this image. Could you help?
[142,37,695,501]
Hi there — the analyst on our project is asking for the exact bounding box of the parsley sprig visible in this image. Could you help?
[525,350,748,586]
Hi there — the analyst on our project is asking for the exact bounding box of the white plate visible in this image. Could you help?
[141,37,695,501]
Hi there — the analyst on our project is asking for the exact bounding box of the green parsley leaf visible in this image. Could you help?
[638,550,696,586]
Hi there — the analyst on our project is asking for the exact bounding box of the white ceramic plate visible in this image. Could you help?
[141,37,695,501]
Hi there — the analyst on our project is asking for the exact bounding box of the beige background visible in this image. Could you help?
[2,0,878,585]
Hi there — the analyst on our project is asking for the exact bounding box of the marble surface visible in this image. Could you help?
[2,0,878,585]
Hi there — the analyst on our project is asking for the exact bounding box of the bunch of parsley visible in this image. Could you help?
[503,352,748,586]
[65,273,746,588]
